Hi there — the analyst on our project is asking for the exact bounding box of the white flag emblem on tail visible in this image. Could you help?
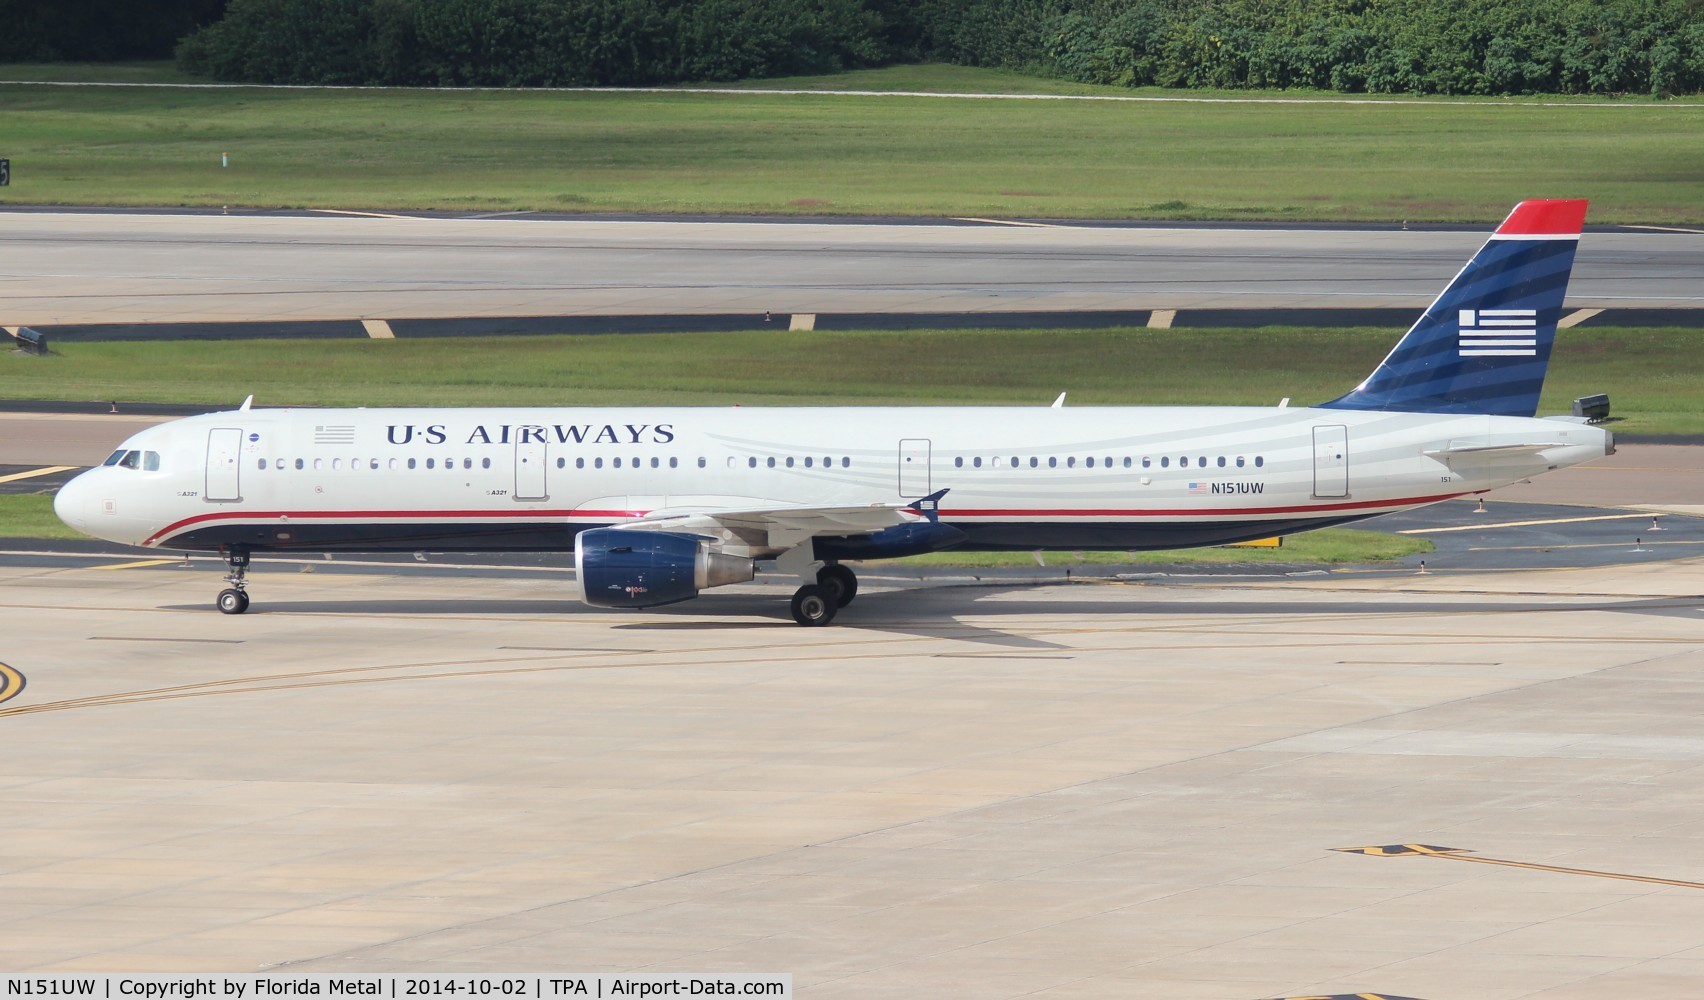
[1458,308,1538,357]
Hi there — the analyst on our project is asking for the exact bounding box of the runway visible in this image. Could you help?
[3,211,1701,326]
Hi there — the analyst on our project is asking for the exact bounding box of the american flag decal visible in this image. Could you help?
[1458,308,1537,357]
[313,424,357,445]
[1187,482,1210,495]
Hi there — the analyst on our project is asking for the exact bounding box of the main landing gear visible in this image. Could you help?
[216,548,251,615]
[789,563,858,627]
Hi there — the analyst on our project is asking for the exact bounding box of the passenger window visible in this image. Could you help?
[804,457,813,468]
[767,457,776,468]
[1142,456,1151,468]
[556,457,565,469]
[463,458,472,470]
[652,457,660,469]
[1067,457,1076,468]
[973,457,982,468]
[1029,457,1038,468]
[1104,456,1112,468]
[1236,456,1245,467]
[1123,457,1132,468]
[315,458,325,471]
[258,459,267,470]
[1179,456,1189,468]
[613,458,622,469]
[1160,457,1170,468]
[425,458,434,470]
[576,458,586,469]
[482,458,490,469]
[1255,456,1264,468]
[748,457,757,469]
[1199,456,1207,466]
[389,458,398,470]
[697,457,706,468]
[1086,457,1095,468]
[669,457,678,469]
[297,458,306,470]
[955,457,963,468]
[1048,457,1057,468]
[1217,456,1226,468]
[841,457,850,467]
[594,457,603,469]
[407,458,416,470]
[784,457,794,468]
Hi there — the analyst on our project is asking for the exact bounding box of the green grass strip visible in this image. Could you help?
[0,492,1429,568]
[7,325,1700,436]
[0,64,1700,222]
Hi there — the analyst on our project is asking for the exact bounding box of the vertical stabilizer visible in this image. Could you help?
[1320,199,1587,416]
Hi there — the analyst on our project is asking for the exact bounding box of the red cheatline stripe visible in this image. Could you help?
[143,508,631,546]
[1495,198,1588,236]
[143,492,1462,546]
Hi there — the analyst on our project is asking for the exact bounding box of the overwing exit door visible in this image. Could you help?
[898,438,931,497]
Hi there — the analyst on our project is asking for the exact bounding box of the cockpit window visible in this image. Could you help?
[103,450,126,467]
[118,450,142,470]
[143,451,161,471]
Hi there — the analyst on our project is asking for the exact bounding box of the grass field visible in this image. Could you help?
[0,64,1700,222]
[0,494,85,540]
[885,528,1432,567]
[5,325,1699,435]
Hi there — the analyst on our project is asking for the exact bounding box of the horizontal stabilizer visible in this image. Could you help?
[1424,442,1569,459]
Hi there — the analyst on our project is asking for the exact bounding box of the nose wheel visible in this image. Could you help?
[216,548,252,615]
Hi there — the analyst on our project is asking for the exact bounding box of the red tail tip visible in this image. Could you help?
[1496,199,1589,236]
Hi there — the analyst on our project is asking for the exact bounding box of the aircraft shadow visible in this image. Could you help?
[155,589,1698,651]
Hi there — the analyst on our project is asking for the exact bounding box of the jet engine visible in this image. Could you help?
[574,528,754,609]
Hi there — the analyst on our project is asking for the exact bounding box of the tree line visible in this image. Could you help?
[6,0,1701,96]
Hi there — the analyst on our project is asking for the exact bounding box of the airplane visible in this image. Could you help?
[54,199,1610,626]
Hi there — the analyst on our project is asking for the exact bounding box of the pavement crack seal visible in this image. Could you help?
[1334,844,1704,889]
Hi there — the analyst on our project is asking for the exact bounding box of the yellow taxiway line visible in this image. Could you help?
[1398,512,1663,534]
[0,465,76,484]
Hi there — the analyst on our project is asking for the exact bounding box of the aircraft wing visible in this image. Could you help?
[610,490,948,551]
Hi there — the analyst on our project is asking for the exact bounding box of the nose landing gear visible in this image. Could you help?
[216,548,251,615]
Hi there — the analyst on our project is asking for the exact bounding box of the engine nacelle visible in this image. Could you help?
[574,528,754,609]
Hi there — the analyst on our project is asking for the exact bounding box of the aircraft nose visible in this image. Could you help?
[53,471,97,534]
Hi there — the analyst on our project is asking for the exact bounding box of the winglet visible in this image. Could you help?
[910,488,950,523]
[239,394,254,411]
[1051,392,1066,409]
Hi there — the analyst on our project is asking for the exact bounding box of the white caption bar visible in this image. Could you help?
[3,977,791,1000]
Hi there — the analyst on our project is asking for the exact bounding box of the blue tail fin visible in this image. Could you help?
[1320,199,1586,417]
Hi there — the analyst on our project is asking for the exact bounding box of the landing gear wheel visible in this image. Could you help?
[217,547,252,615]
[817,564,858,608]
[790,584,838,627]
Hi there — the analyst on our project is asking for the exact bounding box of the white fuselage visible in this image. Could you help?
[55,404,1611,556]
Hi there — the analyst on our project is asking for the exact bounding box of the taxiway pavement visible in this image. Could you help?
[3,212,1701,325]
[2,557,1704,998]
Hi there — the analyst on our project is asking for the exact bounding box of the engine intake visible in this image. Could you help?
[574,528,754,609]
